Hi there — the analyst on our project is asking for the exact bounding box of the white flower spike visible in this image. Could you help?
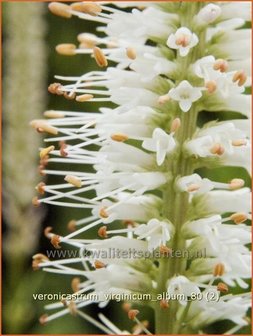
[32,2,251,335]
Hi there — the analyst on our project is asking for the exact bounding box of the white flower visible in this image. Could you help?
[207,27,251,63]
[167,27,199,57]
[193,56,246,97]
[177,173,214,194]
[184,121,250,172]
[189,244,251,288]
[134,218,172,251]
[130,52,177,82]
[92,193,162,224]
[96,106,155,138]
[182,214,251,287]
[168,80,202,112]
[193,55,216,80]
[182,215,250,243]
[99,141,155,171]
[142,128,176,165]
[82,263,153,303]
[85,236,149,264]
[105,6,177,44]
[203,188,251,215]
[167,276,200,305]
[219,2,251,22]
[186,289,251,329]
[196,4,221,24]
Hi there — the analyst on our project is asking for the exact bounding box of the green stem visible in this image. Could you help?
[155,3,206,334]
[155,110,197,334]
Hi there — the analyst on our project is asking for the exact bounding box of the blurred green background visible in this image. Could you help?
[2,2,251,334]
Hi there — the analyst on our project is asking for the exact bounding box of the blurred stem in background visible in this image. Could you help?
[3,2,47,332]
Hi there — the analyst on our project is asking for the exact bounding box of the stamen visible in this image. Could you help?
[132,320,149,334]
[56,44,76,56]
[32,253,49,270]
[39,314,48,325]
[213,263,225,277]
[64,175,82,188]
[40,155,49,167]
[107,228,134,235]
[76,94,94,102]
[175,34,190,47]
[243,317,251,325]
[93,47,108,67]
[30,120,58,135]
[230,212,248,224]
[61,299,67,307]
[70,2,102,16]
[160,299,169,309]
[78,33,97,48]
[50,234,61,249]
[79,311,113,334]
[44,226,53,238]
[48,2,72,18]
[71,277,80,292]
[210,143,224,155]
[217,282,228,293]
[111,133,129,142]
[60,141,68,157]
[98,226,108,238]
[229,178,244,190]
[159,245,172,256]
[232,70,247,86]
[38,165,46,176]
[123,220,136,227]
[133,317,152,335]
[48,82,64,95]
[205,80,217,94]
[126,47,137,60]
[36,182,46,195]
[44,110,65,118]
[187,183,200,192]
[63,218,103,240]
[158,94,170,105]
[32,196,40,207]
[67,220,77,232]
[99,207,109,218]
[232,139,247,146]
[170,117,181,133]
[213,59,228,72]
[224,324,246,335]
[128,309,139,320]
[107,40,118,48]
[94,260,106,269]
[68,301,77,316]
[122,302,132,312]
[63,92,76,100]
[40,145,55,159]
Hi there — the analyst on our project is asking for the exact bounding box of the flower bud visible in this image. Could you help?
[196,4,221,24]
